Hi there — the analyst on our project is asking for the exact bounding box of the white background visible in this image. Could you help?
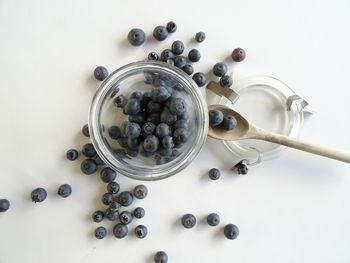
[1,0,350,262]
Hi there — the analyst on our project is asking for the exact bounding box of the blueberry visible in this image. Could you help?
[127,28,146,46]
[188,49,201,62]
[173,120,189,130]
[143,135,159,153]
[114,95,127,108]
[171,40,184,55]
[208,168,221,180]
[133,207,145,219]
[126,148,139,157]
[166,21,177,33]
[0,199,10,212]
[141,122,156,137]
[109,200,121,211]
[94,226,107,239]
[133,185,148,199]
[154,251,168,263]
[105,207,119,221]
[220,75,233,88]
[224,224,239,240]
[232,48,246,62]
[148,52,159,61]
[213,62,228,77]
[127,137,140,149]
[165,58,175,66]
[125,122,141,139]
[147,101,163,113]
[221,115,237,130]
[141,91,152,108]
[209,110,224,126]
[160,108,177,125]
[134,225,148,239]
[139,144,154,157]
[174,56,187,68]
[94,155,106,166]
[108,126,122,140]
[80,159,98,175]
[102,192,114,205]
[161,135,174,149]
[82,143,96,158]
[82,124,90,137]
[160,49,174,62]
[66,149,79,161]
[192,72,207,87]
[172,149,181,158]
[114,148,127,158]
[100,167,117,183]
[155,123,171,138]
[118,191,134,207]
[177,111,189,120]
[235,161,248,175]
[113,223,128,239]
[117,137,128,148]
[94,66,108,81]
[146,113,161,125]
[129,91,143,101]
[207,213,220,226]
[31,188,47,203]
[195,31,206,43]
[159,147,173,157]
[153,25,168,41]
[181,214,196,228]
[151,86,171,103]
[169,98,186,116]
[92,211,105,223]
[119,211,133,225]
[182,64,194,75]
[173,128,189,144]
[155,156,170,165]
[124,98,141,115]
[57,184,72,198]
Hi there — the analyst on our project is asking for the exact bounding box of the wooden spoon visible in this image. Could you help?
[208,104,350,163]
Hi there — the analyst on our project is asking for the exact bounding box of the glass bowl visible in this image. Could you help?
[89,61,208,181]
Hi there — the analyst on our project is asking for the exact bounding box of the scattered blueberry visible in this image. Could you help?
[105,207,119,221]
[221,115,237,130]
[208,168,221,180]
[148,52,159,61]
[108,126,122,140]
[213,62,228,77]
[235,161,248,175]
[232,48,246,62]
[102,192,114,206]
[94,226,107,239]
[82,124,90,137]
[154,251,168,263]
[153,26,168,41]
[127,28,146,46]
[0,199,10,212]
[94,66,108,81]
[192,72,207,87]
[119,211,133,225]
[94,155,106,166]
[31,188,47,203]
[173,128,189,144]
[171,40,184,55]
[82,143,97,158]
[133,185,148,199]
[182,64,194,75]
[166,21,177,33]
[162,136,174,149]
[224,224,239,240]
[57,184,72,198]
[181,213,196,228]
[109,200,121,211]
[143,135,159,153]
[118,191,134,207]
[80,159,98,175]
[195,31,206,43]
[114,95,127,108]
[92,211,105,223]
[207,213,220,226]
[188,49,201,62]
[133,207,145,219]
[160,49,174,62]
[113,223,128,239]
[151,87,171,103]
[100,167,117,183]
[135,225,148,239]
[209,109,224,126]
[124,99,141,115]
[160,108,177,125]
[66,149,79,161]
[155,123,171,138]
[174,56,187,68]
[220,75,233,88]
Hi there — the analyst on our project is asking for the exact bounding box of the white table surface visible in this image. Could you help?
[1,0,350,262]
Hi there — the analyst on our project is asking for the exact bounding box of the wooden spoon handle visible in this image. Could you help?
[253,128,350,163]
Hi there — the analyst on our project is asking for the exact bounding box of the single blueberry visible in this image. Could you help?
[31,188,47,203]
[235,161,249,175]
[126,147,139,157]
[139,143,154,157]
[80,159,98,175]
[133,207,145,219]
[148,52,159,61]
[119,211,133,225]
[102,192,114,206]
[127,137,141,150]
[160,49,174,62]
[94,155,106,166]
[143,135,159,153]
[108,126,122,140]
[142,122,156,137]
[57,184,72,198]
[188,49,201,62]
[109,200,121,211]
[208,168,221,180]
[213,62,228,77]
[195,31,206,43]
[160,108,177,126]
[224,224,239,240]
[153,25,168,41]
[117,137,129,148]
[105,207,119,221]
[125,122,141,139]
[113,223,128,239]
[147,101,163,113]
[207,213,220,226]
[221,115,237,131]
[166,21,177,33]
[114,95,127,108]
[141,91,152,108]
[173,128,189,144]
[127,28,146,46]
[173,120,189,130]
[155,123,171,138]
[209,110,224,126]
[159,147,173,157]
[182,64,194,75]
[169,98,186,116]
[171,40,184,55]
[154,251,168,263]
[94,66,108,81]
[130,91,143,101]
[82,143,96,158]
[94,226,107,239]
[66,149,79,161]
[161,136,174,149]
[118,191,134,207]
[133,185,148,199]
[181,214,196,229]
[220,75,233,88]
[174,56,187,68]
[92,211,105,223]
[0,199,10,212]
[100,167,117,183]
[151,86,171,103]
[134,225,148,239]
[192,72,207,87]
[232,48,246,62]
[114,148,127,158]
[124,98,141,115]
[82,124,90,137]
